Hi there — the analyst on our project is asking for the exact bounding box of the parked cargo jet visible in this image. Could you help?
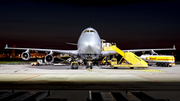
[5,27,175,69]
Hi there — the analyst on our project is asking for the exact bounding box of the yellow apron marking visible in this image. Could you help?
[123,69,166,73]
[140,69,166,73]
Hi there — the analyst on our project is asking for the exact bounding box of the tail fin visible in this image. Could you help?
[4,44,8,49]
[173,45,176,50]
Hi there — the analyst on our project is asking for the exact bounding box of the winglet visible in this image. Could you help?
[4,44,8,49]
[173,45,176,50]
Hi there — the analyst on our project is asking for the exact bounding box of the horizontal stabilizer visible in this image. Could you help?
[66,42,77,45]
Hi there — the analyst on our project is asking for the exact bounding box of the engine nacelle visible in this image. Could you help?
[45,54,54,64]
[21,52,30,60]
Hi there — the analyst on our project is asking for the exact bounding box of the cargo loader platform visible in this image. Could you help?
[103,45,149,69]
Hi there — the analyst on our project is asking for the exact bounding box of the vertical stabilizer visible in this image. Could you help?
[5,44,8,49]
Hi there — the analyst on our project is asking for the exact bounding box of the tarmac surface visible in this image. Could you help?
[0,64,180,101]
[0,64,180,91]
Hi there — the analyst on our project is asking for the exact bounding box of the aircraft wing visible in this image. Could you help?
[122,45,176,52]
[101,45,176,56]
[4,44,78,55]
[101,51,117,56]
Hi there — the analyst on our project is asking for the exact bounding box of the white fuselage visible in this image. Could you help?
[77,27,101,60]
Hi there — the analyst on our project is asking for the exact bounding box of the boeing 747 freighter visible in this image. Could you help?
[5,27,175,69]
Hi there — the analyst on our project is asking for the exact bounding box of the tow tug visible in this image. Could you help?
[71,62,79,69]
[31,59,45,66]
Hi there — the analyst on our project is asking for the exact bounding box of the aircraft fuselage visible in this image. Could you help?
[77,27,101,60]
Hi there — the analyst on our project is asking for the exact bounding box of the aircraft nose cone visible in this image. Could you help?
[84,45,95,54]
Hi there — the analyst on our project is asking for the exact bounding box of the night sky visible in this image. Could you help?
[0,0,180,52]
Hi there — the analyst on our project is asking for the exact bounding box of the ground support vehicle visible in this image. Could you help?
[101,56,111,65]
[140,55,175,67]
[103,45,148,69]
[71,62,79,69]
[31,62,39,66]
[31,59,46,66]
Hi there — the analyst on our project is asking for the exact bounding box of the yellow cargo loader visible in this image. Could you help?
[103,45,148,69]
[101,56,111,65]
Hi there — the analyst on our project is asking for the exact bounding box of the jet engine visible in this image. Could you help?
[21,52,30,60]
[45,54,54,64]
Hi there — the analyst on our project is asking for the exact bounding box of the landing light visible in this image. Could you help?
[85,42,93,46]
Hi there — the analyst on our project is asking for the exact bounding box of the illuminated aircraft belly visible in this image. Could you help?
[78,44,101,60]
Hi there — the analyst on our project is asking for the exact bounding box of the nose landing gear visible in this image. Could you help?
[86,61,93,70]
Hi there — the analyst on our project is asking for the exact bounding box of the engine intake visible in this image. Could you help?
[21,52,30,60]
[45,54,54,64]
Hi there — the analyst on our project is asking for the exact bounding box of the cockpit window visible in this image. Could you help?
[84,30,95,34]
[85,30,89,33]
[90,30,95,32]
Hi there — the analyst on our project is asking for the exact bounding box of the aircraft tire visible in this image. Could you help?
[90,63,93,69]
[97,61,100,66]
[105,62,109,65]
[86,64,89,69]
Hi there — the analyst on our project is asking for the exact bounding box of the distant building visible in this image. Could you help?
[0,52,61,59]
[12,49,15,57]
[0,54,7,58]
